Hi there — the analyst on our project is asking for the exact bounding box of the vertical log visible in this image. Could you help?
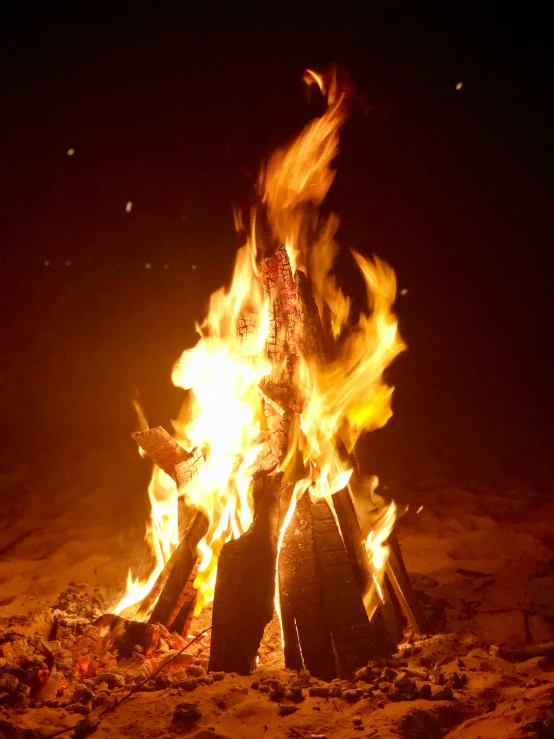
[311,497,382,674]
[278,493,336,680]
[208,471,281,674]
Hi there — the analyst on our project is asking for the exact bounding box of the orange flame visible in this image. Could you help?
[114,67,404,623]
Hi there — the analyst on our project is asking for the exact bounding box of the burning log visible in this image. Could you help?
[310,496,382,674]
[384,532,426,635]
[148,513,208,629]
[332,486,396,651]
[278,492,336,680]
[208,471,282,674]
[132,427,208,633]
[131,427,192,479]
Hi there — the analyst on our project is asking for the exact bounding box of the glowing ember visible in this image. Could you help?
[114,67,405,625]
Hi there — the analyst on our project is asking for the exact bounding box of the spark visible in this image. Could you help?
[145,263,152,269]
[416,505,424,513]
[126,201,133,213]
[67,148,75,156]
[400,288,408,296]
[455,82,463,91]
[191,264,197,270]
[44,260,50,266]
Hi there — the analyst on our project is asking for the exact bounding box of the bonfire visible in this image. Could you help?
[113,67,422,680]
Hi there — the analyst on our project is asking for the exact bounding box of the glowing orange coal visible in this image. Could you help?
[114,67,404,625]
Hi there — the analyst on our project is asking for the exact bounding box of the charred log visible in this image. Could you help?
[311,497,382,674]
[385,532,425,634]
[208,471,282,674]
[278,493,336,680]
[131,427,192,480]
[332,487,395,654]
[148,512,209,628]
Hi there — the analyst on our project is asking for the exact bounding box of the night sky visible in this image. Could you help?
[0,7,551,477]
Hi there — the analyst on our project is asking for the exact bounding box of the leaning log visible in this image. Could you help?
[148,511,209,628]
[332,486,395,654]
[385,532,425,634]
[132,427,207,628]
[208,471,282,674]
[278,492,336,680]
[311,496,382,674]
[169,561,199,636]
[131,427,192,479]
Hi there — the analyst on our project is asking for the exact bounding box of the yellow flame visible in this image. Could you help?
[115,67,404,624]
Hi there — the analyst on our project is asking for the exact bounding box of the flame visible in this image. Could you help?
[115,67,404,625]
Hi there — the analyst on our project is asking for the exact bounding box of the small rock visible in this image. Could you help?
[211,672,225,681]
[342,689,360,703]
[72,716,101,739]
[354,666,370,682]
[289,686,305,703]
[329,685,342,698]
[430,669,444,685]
[68,701,92,715]
[155,675,173,690]
[378,682,391,693]
[382,667,397,681]
[174,702,202,724]
[450,672,464,689]
[269,681,285,702]
[72,685,93,703]
[432,686,454,700]
[174,678,198,691]
[278,701,297,716]
[186,664,206,678]
[95,671,125,689]
[419,684,432,700]
[308,684,330,698]
[394,672,411,689]
[251,680,260,690]
[0,674,20,694]
[387,688,402,702]
[353,717,363,727]
[259,684,270,693]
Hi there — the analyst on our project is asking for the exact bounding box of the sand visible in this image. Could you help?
[2,443,554,738]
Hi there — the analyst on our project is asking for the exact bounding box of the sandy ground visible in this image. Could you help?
[2,443,554,737]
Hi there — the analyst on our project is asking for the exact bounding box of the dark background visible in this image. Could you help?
[0,5,552,487]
